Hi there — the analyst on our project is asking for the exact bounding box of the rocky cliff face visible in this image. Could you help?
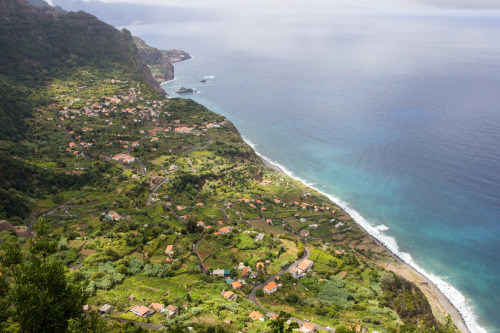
[133,37,175,82]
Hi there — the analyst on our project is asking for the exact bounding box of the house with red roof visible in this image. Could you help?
[105,211,122,221]
[264,281,278,294]
[130,305,154,318]
[290,259,314,278]
[249,311,265,321]
[221,290,237,301]
[300,322,316,332]
[165,305,179,318]
[150,303,164,313]
[241,266,251,279]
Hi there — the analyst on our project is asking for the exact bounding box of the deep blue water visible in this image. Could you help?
[125,9,500,332]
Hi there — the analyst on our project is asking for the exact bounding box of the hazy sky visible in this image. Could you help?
[48,0,500,10]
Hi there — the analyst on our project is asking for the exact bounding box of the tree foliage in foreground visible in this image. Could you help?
[0,218,106,332]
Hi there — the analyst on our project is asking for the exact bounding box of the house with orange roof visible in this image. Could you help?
[196,203,204,206]
[165,245,174,256]
[290,259,314,278]
[256,262,265,271]
[197,221,205,228]
[232,281,243,290]
[176,206,184,211]
[219,226,231,234]
[221,290,237,301]
[300,322,316,332]
[264,281,278,294]
[150,303,164,313]
[130,305,154,318]
[165,305,179,318]
[241,266,251,279]
[112,153,135,163]
[249,311,265,321]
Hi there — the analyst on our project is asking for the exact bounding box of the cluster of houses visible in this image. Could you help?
[95,301,179,319]
[130,303,179,319]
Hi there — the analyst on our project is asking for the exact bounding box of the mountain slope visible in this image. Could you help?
[0,0,164,140]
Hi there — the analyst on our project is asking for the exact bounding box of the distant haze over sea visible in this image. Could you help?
[123,8,500,332]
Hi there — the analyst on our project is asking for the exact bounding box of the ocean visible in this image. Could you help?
[124,8,500,332]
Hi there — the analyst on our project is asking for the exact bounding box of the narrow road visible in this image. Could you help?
[148,178,168,202]
[29,191,88,231]
[192,234,209,275]
[248,247,311,310]
[247,247,332,331]
[104,317,163,330]
[136,158,147,175]
[187,158,196,173]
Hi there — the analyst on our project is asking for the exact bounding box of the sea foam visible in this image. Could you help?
[243,136,487,333]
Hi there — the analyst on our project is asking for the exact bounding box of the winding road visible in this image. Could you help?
[248,247,332,332]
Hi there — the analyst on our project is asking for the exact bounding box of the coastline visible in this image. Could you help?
[250,141,472,333]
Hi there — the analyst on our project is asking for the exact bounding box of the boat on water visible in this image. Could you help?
[200,79,207,83]
[176,87,195,94]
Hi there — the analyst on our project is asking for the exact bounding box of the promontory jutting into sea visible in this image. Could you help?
[123,6,500,333]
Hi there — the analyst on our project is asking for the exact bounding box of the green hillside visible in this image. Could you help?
[0,1,460,332]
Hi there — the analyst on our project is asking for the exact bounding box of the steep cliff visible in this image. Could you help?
[133,37,192,83]
[133,37,175,82]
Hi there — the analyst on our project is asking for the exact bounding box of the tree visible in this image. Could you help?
[255,288,264,297]
[0,218,106,332]
[267,312,299,333]
[335,326,352,333]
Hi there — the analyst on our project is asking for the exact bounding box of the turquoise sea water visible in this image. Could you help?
[125,9,500,332]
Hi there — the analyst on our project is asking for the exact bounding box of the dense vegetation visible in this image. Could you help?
[0,1,461,332]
